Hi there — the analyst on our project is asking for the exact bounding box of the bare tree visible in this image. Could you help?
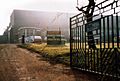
[76,0,96,49]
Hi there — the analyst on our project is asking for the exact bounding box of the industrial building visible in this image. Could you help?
[5,10,75,43]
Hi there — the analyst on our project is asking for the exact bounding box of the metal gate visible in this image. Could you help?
[70,0,120,80]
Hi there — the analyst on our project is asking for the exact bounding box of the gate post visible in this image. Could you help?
[70,17,72,67]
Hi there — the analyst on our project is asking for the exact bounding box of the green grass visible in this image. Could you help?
[18,43,70,65]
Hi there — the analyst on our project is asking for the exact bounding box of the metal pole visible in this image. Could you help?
[70,18,72,67]
[77,0,79,6]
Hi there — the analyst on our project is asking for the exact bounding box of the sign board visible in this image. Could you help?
[47,31,65,45]
[85,19,101,44]
[47,31,61,35]
[85,19,101,32]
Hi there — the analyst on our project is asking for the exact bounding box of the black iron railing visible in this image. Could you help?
[70,0,120,80]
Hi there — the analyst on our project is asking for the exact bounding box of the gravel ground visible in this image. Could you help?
[0,44,97,81]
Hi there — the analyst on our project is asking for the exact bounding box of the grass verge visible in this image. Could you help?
[17,43,70,65]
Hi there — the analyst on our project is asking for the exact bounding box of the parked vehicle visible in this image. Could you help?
[19,36,42,43]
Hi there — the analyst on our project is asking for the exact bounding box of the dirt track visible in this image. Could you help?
[0,44,97,81]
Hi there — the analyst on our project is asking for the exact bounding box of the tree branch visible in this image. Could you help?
[76,6,86,14]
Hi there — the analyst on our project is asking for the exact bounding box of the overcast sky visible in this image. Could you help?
[0,0,104,35]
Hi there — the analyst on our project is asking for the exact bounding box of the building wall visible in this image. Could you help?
[9,10,75,43]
